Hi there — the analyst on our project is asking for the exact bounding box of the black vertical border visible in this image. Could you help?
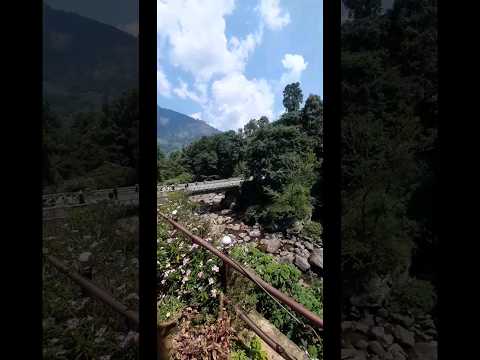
[323,0,341,359]
[139,0,157,358]
[6,1,43,357]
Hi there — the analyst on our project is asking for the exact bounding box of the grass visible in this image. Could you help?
[43,203,139,359]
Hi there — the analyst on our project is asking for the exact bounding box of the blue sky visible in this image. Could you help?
[157,0,323,131]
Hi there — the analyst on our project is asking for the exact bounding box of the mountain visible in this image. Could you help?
[157,107,220,153]
[43,4,138,113]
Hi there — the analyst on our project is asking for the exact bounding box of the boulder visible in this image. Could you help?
[294,255,311,271]
[410,341,437,360]
[249,229,261,237]
[368,341,385,357]
[261,238,282,253]
[78,252,92,263]
[308,248,323,269]
[393,325,415,348]
[278,253,295,264]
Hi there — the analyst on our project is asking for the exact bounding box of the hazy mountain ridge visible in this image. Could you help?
[43,4,138,113]
[157,107,220,153]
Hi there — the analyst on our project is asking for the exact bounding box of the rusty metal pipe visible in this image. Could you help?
[45,254,139,327]
[234,304,299,360]
[158,213,324,329]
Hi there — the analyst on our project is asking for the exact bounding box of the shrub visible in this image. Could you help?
[389,278,436,316]
[230,245,323,358]
[157,296,184,324]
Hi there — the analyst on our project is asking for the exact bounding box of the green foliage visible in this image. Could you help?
[283,82,303,112]
[157,195,222,314]
[43,90,139,191]
[302,221,323,245]
[157,296,184,324]
[249,336,268,360]
[182,131,245,180]
[341,0,438,296]
[230,349,249,360]
[389,278,436,316]
[230,245,323,356]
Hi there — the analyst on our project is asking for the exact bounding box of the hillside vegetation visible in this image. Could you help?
[158,82,324,233]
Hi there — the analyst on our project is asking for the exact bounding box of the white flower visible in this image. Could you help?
[207,259,213,263]
[182,276,189,283]
[165,312,171,318]
[221,235,232,245]
[192,244,199,249]
[186,269,191,276]
[161,280,166,284]
[197,271,204,279]
[208,278,214,285]
[183,257,189,266]
[211,289,217,298]
[212,265,220,273]
[171,210,177,215]
[166,238,173,244]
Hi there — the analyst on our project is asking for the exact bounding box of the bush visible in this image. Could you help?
[389,278,436,316]
[302,221,323,245]
[230,245,323,357]
[157,296,184,324]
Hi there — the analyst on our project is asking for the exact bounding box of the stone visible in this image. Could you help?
[304,241,314,251]
[355,323,369,334]
[294,255,311,271]
[341,349,366,360]
[391,313,414,328]
[295,247,310,258]
[220,209,231,215]
[368,341,385,357]
[238,232,247,238]
[261,238,282,253]
[393,325,415,348]
[79,252,92,263]
[279,253,295,264]
[243,236,251,242]
[370,326,385,340]
[249,229,261,237]
[308,248,323,269]
[410,341,437,360]
[354,339,368,350]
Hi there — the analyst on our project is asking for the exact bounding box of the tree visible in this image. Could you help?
[282,83,303,112]
[343,0,382,19]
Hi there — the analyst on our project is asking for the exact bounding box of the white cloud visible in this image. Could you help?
[190,112,202,120]
[203,72,274,131]
[157,66,171,97]
[257,0,291,30]
[173,80,206,103]
[157,0,258,83]
[279,53,308,87]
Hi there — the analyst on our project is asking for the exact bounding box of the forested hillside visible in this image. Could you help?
[341,0,438,324]
[158,82,323,233]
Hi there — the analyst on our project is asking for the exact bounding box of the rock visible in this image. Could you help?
[410,341,437,360]
[393,325,415,348]
[249,229,261,237]
[308,248,323,269]
[220,209,231,215]
[304,241,314,251]
[377,308,389,318]
[354,339,368,350]
[391,313,414,328]
[355,323,369,334]
[388,343,406,358]
[341,349,366,360]
[370,326,385,340]
[238,232,247,238]
[369,326,393,345]
[294,255,311,271]
[279,253,295,264]
[342,321,355,332]
[261,238,282,253]
[78,252,92,263]
[243,236,251,242]
[368,341,385,357]
[230,224,241,231]
[294,247,311,258]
